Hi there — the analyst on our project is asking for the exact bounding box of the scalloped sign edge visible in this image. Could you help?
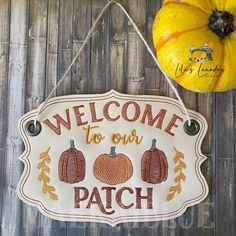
[17,90,209,227]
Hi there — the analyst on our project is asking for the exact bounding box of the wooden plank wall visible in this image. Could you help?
[0,0,235,235]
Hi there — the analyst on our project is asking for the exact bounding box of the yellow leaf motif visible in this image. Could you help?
[174,161,186,173]
[174,165,181,173]
[40,147,51,159]
[38,147,58,201]
[44,156,51,164]
[42,183,48,193]
[166,147,186,201]
[175,183,182,193]
[46,185,56,192]
[173,147,184,163]
[38,171,50,183]
[175,171,186,182]
[40,153,46,159]
[37,161,45,169]
[41,165,50,173]
[49,192,59,201]
[178,160,186,169]
[169,186,177,192]
[166,192,175,201]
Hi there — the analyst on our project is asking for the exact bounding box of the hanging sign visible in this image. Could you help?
[17,90,208,226]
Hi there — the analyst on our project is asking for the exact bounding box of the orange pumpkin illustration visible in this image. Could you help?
[58,139,85,184]
[93,146,133,185]
[141,139,168,184]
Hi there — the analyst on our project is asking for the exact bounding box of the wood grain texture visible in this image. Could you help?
[40,1,68,236]
[126,0,146,95]
[1,0,28,235]
[90,0,110,94]
[110,1,127,92]
[197,93,214,236]
[23,1,48,235]
[72,0,91,95]
[0,0,235,236]
[215,92,235,236]
[66,1,92,234]
[0,0,10,229]
[46,0,59,95]
[57,0,73,96]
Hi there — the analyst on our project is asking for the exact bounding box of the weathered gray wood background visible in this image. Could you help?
[0,0,235,235]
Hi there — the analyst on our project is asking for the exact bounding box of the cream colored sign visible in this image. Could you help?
[17,90,208,226]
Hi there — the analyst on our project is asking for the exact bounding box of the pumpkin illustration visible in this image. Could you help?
[153,0,236,92]
[141,139,168,184]
[58,139,85,184]
[93,146,133,185]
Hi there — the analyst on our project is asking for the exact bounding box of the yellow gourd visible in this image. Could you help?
[153,0,236,92]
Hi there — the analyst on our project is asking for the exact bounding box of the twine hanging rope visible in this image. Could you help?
[34,0,191,126]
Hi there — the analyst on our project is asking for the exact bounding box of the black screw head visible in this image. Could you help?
[184,119,200,136]
[25,120,42,136]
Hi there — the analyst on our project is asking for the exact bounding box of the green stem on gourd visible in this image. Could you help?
[109,146,117,158]
[70,139,75,149]
[151,139,157,149]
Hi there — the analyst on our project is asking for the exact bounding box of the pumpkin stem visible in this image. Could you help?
[109,146,117,158]
[209,10,235,39]
[70,139,75,149]
[151,139,157,149]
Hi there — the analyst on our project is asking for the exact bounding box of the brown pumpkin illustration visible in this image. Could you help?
[141,139,168,184]
[93,146,133,185]
[58,139,85,184]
